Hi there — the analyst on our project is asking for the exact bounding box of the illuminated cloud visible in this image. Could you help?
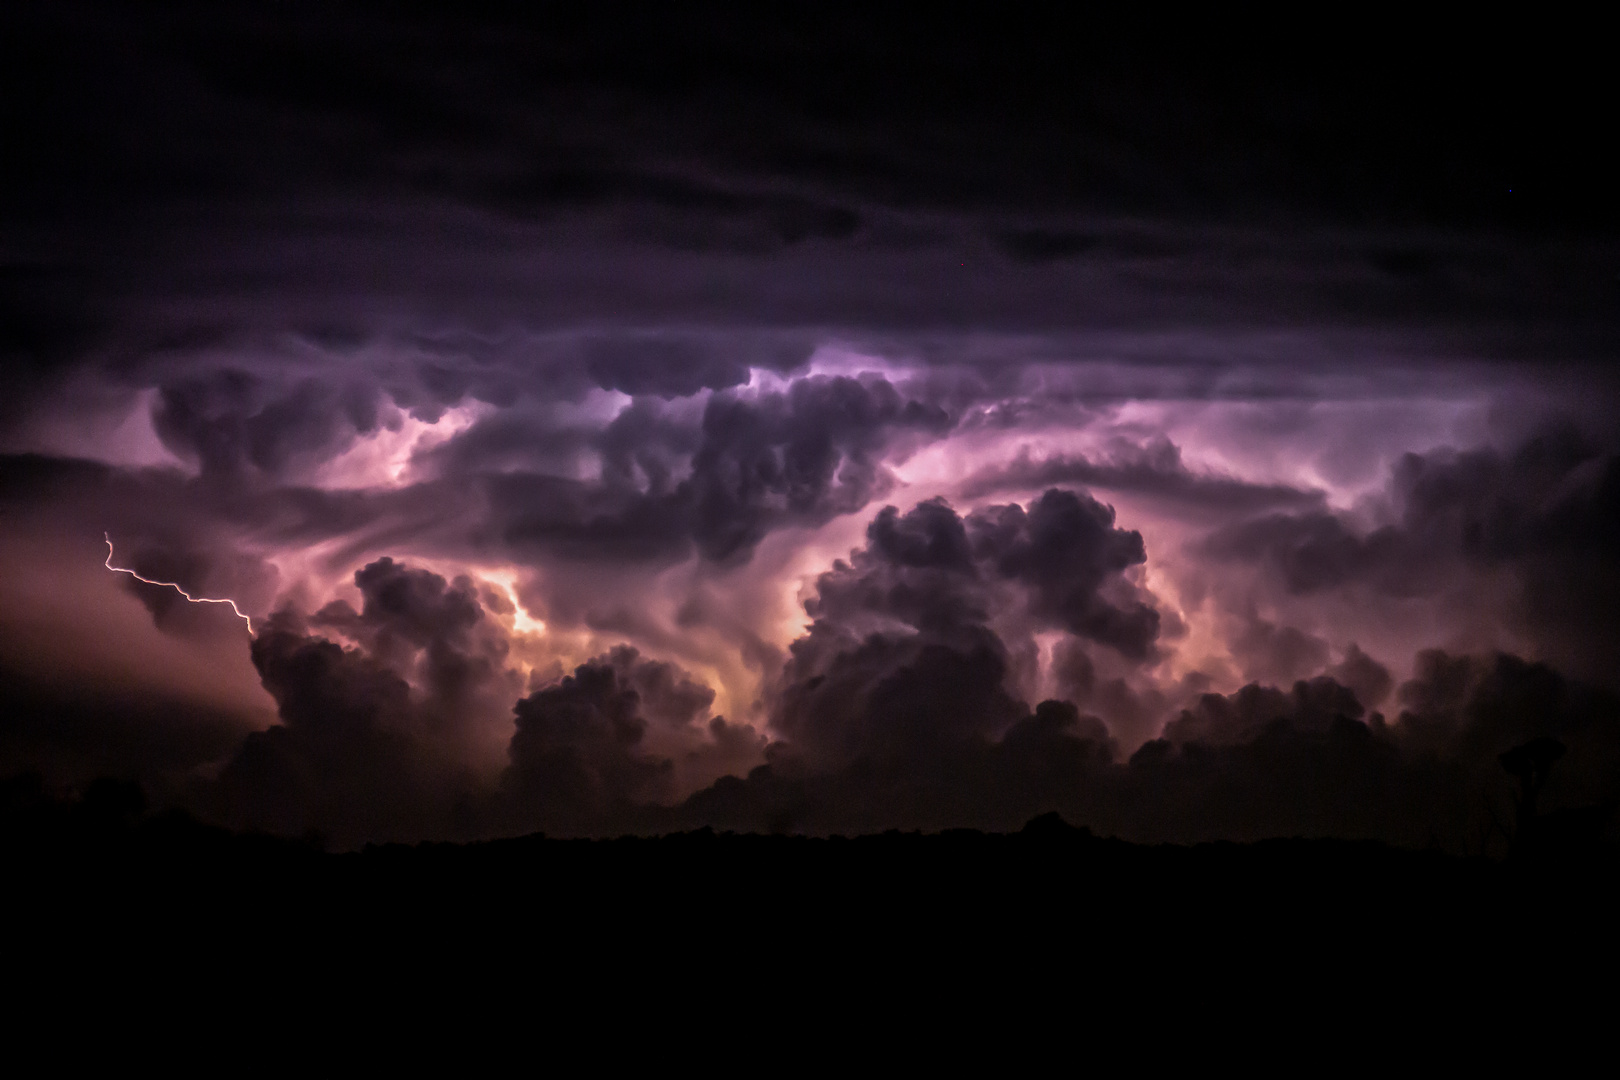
[1,3,1615,845]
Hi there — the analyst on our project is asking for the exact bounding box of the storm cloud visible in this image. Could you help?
[1,3,1616,849]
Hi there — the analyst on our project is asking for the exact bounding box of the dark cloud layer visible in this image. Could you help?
[490,373,951,565]
[4,0,1615,426]
[153,371,387,479]
[677,648,1620,848]
[1204,426,1620,683]
[969,490,1159,658]
[7,3,1611,232]
[960,439,1326,517]
[219,614,448,842]
[771,490,1158,767]
[1207,427,1619,592]
[192,555,761,844]
[505,645,727,831]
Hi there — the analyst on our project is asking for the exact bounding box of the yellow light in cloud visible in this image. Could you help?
[479,569,547,635]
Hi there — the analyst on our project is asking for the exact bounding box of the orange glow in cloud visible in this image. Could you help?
[478,568,548,635]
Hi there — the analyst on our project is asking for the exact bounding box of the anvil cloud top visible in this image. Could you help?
[3,2,1617,846]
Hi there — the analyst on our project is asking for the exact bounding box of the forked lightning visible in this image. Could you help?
[103,533,254,634]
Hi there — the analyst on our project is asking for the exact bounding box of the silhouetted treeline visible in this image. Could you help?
[9,772,1618,992]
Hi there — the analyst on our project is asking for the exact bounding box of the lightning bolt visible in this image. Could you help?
[104,532,255,635]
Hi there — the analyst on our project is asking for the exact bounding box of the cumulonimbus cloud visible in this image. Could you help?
[1,2,1616,850]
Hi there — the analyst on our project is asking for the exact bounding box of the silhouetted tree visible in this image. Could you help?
[1499,737,1566,834]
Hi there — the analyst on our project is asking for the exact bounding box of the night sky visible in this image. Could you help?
[4,2,1617,849]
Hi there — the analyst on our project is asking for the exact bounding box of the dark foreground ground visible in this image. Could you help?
[8,777,1619,1001]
